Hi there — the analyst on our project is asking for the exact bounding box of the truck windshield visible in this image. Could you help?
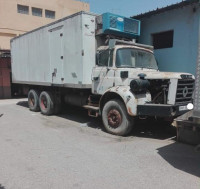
[116,48,158,69]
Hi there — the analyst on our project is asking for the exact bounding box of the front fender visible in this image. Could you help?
[100,86,151,116]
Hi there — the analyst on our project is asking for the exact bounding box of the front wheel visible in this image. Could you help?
[102,99,134,136]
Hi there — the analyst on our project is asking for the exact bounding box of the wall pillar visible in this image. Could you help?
[193,6,200,119]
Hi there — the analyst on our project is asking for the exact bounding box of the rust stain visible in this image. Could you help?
[115,86,120,91]
[133,98,138,104]
[127,107,134,116]
[163,73,175,78]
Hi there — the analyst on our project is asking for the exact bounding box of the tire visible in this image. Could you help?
[39,91,54,115]
[102,99,134,136]
[28,89,40,112]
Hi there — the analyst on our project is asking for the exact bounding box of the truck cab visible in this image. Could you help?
[90,39,195,135]
[93,41,158,95]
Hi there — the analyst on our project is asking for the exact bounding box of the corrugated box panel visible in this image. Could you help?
[11,12,96,88]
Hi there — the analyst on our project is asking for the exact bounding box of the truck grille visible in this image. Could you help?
[176,79,195,105]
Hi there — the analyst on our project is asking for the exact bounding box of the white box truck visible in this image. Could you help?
[11,12,195,136]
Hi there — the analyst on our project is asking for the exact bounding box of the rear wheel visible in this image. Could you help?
[39,91,54,115]
[102,99,134,136]
[28,89,40,112]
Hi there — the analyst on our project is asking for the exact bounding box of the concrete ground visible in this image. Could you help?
[0,98,199,189]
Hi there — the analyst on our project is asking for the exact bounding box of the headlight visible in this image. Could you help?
[187,103,194,110]
[180,74,193,79]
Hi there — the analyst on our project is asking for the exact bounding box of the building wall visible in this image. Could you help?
[0,0,89,50]
[0,57,11,99]
[137,3,199,75]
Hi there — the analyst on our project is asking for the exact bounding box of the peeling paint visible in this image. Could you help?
[127,107,135,116]
[100,86,151,117]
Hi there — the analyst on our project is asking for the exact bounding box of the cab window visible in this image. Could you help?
[97,50,113,67]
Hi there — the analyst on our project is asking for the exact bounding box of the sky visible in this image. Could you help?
[86,0,183,17]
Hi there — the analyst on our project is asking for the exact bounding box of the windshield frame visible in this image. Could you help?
[114,46,158,70]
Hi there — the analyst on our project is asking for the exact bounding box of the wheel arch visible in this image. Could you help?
[99,87,138,116]
[100,92,124,112]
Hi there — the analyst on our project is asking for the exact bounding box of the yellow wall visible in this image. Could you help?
[0,0,89,50]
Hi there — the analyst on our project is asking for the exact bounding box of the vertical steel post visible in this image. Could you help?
[193,5,200,118]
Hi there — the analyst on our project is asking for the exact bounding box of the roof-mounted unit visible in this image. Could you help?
[96,12,141,39]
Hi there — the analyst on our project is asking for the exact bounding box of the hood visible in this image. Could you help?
[127,69,195,80]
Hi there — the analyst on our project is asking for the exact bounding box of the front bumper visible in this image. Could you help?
[137,104,191,117]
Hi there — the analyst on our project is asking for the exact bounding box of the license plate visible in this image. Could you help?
[179,106,188,111]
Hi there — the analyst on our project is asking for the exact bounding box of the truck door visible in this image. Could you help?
[49,25,64,84]
[92,49,114,94]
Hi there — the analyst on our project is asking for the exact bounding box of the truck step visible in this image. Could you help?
[83,105,99,117]
[83,105,99,111]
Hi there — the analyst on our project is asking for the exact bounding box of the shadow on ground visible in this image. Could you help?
[17,101,29,108]
[16,100,200,178]
[157,142,200,177]
[0,184,5,189]
[58,103,177,140]
[17,100,176,140]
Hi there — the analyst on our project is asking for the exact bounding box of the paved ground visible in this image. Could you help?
[0,98,199,189]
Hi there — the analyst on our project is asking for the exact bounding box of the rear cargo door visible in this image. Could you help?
[49,25,64,85]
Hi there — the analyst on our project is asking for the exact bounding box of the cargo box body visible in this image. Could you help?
[11,12,96,88]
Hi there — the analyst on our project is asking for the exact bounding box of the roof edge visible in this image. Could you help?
[11,11,98,42]
[132,0,199,19]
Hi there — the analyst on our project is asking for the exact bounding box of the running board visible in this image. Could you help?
[83,105,99,117]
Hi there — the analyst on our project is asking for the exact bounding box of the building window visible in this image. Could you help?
[152,30,174,49]
[32,7,42,17]
[17,4,29,15]
[45,10,55,19]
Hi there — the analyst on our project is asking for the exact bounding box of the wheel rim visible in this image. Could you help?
[41,95,48,110]
[107,109,122,128]
[29,93,35,107]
